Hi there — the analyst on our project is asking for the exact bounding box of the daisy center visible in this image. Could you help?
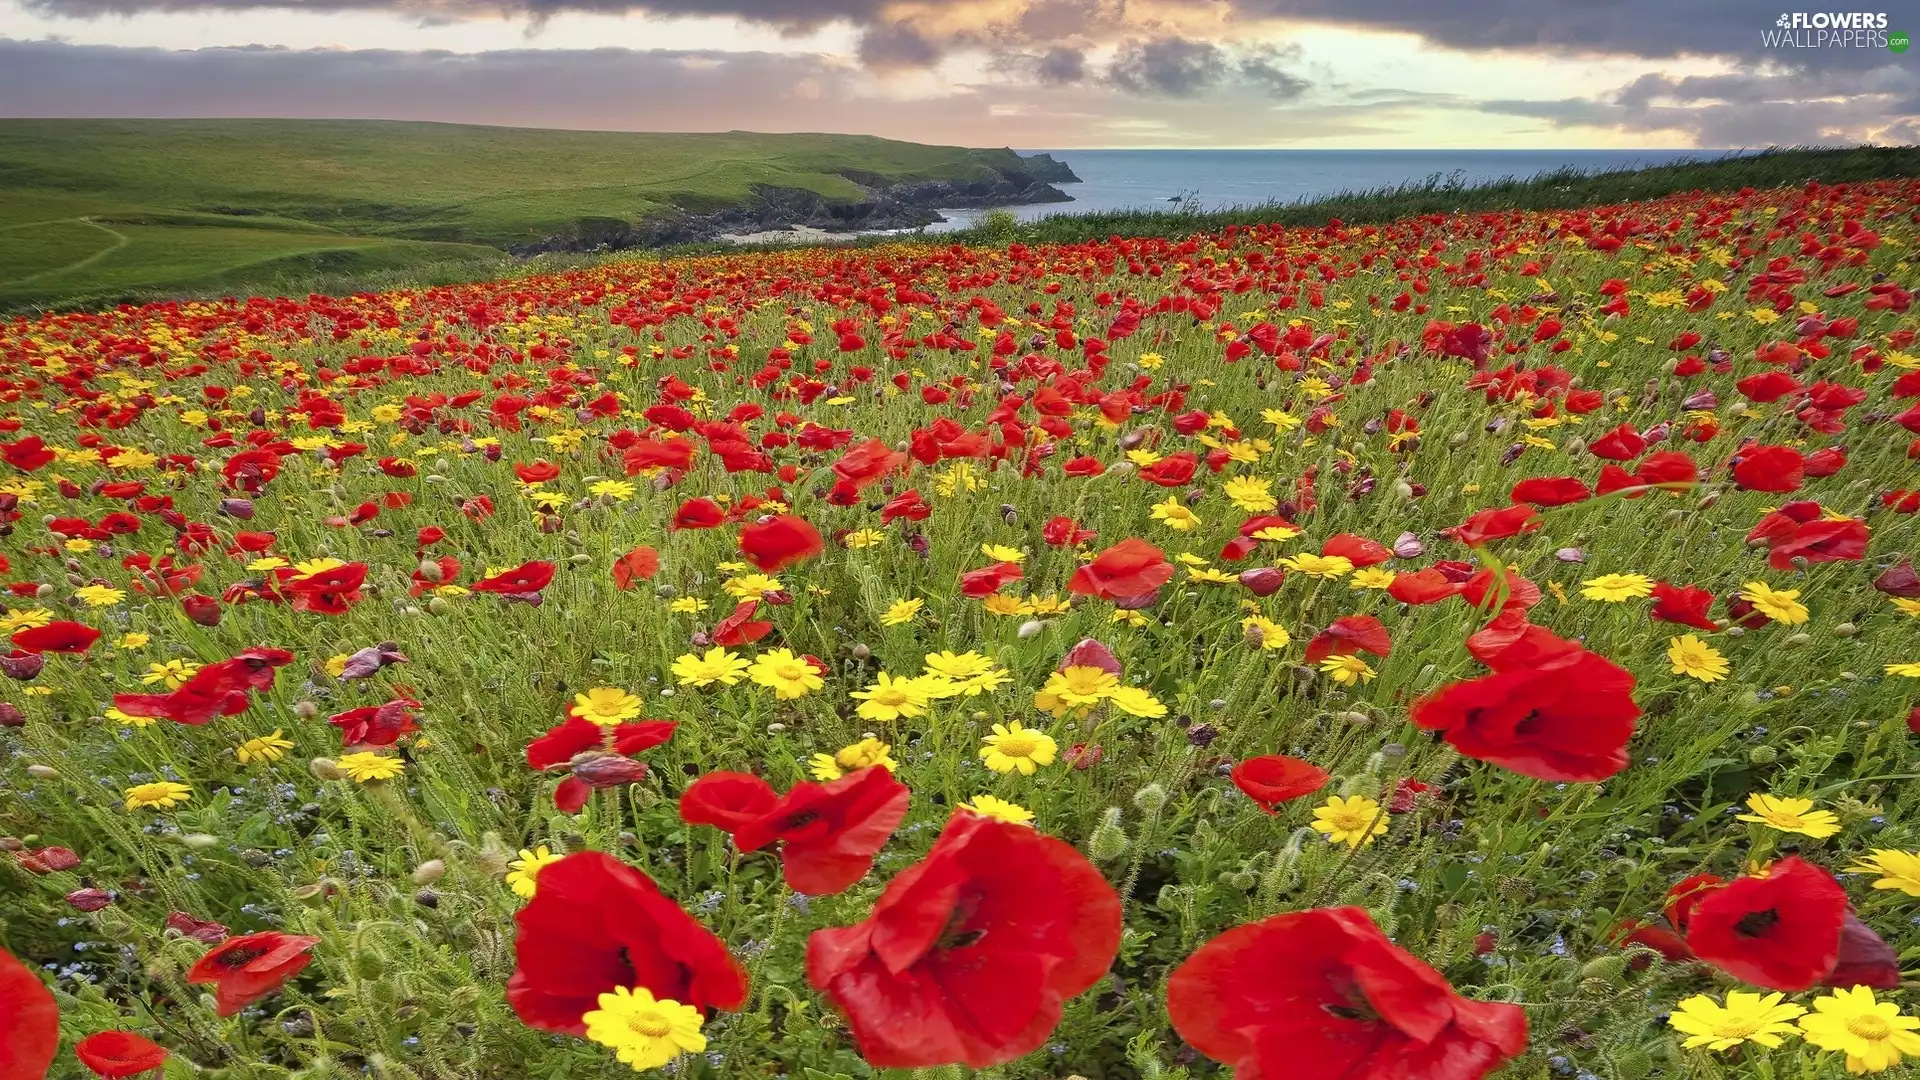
[1848,1014,1893,1041]
[996,733,1039,757]
[626,1010,674,1039]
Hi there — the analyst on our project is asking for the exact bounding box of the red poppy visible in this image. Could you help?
[710,600,773,646]
[806,812,1121,1068]
[1460,569,1541,613]
[1387,568,1462,605]
[472,561,556,595]
[1230,755,1329,813]
[1745,503,1868,570]
[111,647,294,726]
[508,852,747,1034]
[739,516,825,571]
[681,767,909,895]
[1,435,56,472]
[1067,538,1174,606]
[1664,872,1725,933]
[831,437,906,491]
[1827,912,1900,990]
[1731,445,1806,492]
[328,699,421,748]
[1649,582,1718,631]
[1634,450,1700,489]
[1,945,58,1080]
[610,545,659,590]
[1588,423,1647,461]
[1443,505,1540,547]
[1042,515,1095,547]
[1412,629,1638,782]
[11,621,101,655]
[186,931,320,1016]
[672,497,726,529]
[1321,533,1392,567]
[74,1031,168,1078]
[1138,451,1198,487]
[526,715,676,813]
[1167,906,1527,1080]
[959,561,1024,598]
[513,460,561,484]
[1685,857,1847,991]
[1736,371,1803,402]
[1303,615,1391,664]
[1509,476,1590,507]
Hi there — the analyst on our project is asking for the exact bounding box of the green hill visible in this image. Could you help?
[0,119,1055,309]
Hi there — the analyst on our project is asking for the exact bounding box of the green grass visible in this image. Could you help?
[0,119,1040,309]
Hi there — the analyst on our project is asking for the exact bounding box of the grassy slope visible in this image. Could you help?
[0,119,1035,309]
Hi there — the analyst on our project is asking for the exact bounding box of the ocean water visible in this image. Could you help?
[926,148,1733,232]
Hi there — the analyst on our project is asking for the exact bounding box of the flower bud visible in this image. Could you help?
[294,701,320,719]
[1088,808,1129,862]
[570,753,649,788]
[309,757,346,781]
[0,703,22,727]
[25,764,56,779]
[1747,746,1778,765]
[411,859,447,885]
[1579,955,1628,982]
[1132,783,1168,813]
[1833,622,1858,638]
[65,888,113,912]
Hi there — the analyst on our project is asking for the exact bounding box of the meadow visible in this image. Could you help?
[0,120,1049,311]
[1,174,1919,1080]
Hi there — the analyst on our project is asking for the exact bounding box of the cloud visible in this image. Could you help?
[1480,60,1920,146]
[854,21,940,69]
[1106,36,1312,100]
[1035,46,1087,85]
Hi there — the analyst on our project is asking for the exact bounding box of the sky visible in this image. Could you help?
[0,0,1916,148]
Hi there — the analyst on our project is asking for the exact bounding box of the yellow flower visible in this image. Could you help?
[117,632,150,649]
[808,737,898,780]
[1241,615,1291,650]
[748,649,825,700]
[1104,685,1167,718]
[722,573,783,600]
[980,543,1026,563]
[1667,635,1730,683]
[1349,567,1397,591]
[982,593,1027,617]
[1137,352,1164,370]
[1126,448,1163,467]
[980,720,1058,775]
[1,608,53,633]
[73,584,126,607]
[1667,991,1806,1052]
[1318,654,1376,686]
[324,654,353,678]
[1736,793,1841,839]
[1797,986,1920,1074]
[668,597,708,614]
[142,659,202,690]
[292,556,346,579]
[1263,408,1300,431]
[965,794,1035,826]
[247,555,290,572]
[1885,662,1920,678]
[1580,573,1654,602]
[850,672,931,722]
[1740,581,1809,625]
[581,985,706,1071]
[124,781,192,810]
[234,729,294,765]
[1893,598,1920,617]
[337,752,405,783]
[587,479,635,501]
[506,846,563,898]
[63,538,94,554]
[1250,523,1300,542]
[1278,553,1353,579]
[573,687,643,725]
[104,706,156,729]
[1151,497,1203,532]
[1312,794,1388,848]
[1846,850,1920,897]
[1112,608,1150,627]
[843,528,886,549]
[879,597,924,626]
[1223,475,1277,513]
[923,651,1010,696]
[1187,566,1239,584]
[1039,666,1119,708]
[671,647,750,688]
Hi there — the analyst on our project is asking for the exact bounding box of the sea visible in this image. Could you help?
[924,148,1738,232]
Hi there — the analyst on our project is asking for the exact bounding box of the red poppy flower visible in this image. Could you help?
[1588,423,1647,461]
[1042,515,1095,547]
[1,435,56,472]
[110,647,294,726]
[1,945,58,1080]
[1731,445,1806,492]
[1167,906,1527,1080]
[513,460,561,484]
[74,1031,168,1078]
[1634,450,1700,489]
[526,715,676,813]
[186,931,319,1016]
[1443,505,1540,547]
[328,699,421,748]
[681,767,909,895]
[740,516,825,571]
[1736,371,1803,402]
[710,600,773,646]
[1685,857,1847,991]
[1649,582,1718,630]
[1664,872,1725,933]
[1138,451,1197,487]
[960,561,1024,598]
[508,852,747,1034]
[472,560,555,595]
[1745,503,1868,570]
[1827,912,1900,990]
[1387,568,1462,605]
[1412,630,1638,782]
[1460,569,1541,613]
[1303,615,1391,664]
[610,545,659,590]
[672,497,726,529]
[831,437,906,491]
[1230,755,1329,813]
[806,812,1121,1068]
[1320,533,1392,567]
[14,846,80,874]
[1067,538,1174,606]
[1509,476,1590,507]
[11,621,101,655]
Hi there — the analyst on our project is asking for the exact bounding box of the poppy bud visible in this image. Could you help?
[411,859,446,885]
[850,643,870,660]
[0,703,22,727]
[309,758,346,781]
[25,764,55,779]
[65,887,113,912]
[1017,620,1045,638]
[570,753,648,789]
[1133,784,1167,813]
[2,652,46,680]
[181,594,222,627]
[1238,567,1284,596]
[219,498,255,519]
[1833,622,1858,637]
[1088,808,1129,862]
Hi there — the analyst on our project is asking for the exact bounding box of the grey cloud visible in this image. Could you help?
[854,21,940,69]
[1035,46,1088,85]
[1106,36,1312,100]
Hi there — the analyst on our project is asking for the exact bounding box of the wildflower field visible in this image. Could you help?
[3,177,1920,1080]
